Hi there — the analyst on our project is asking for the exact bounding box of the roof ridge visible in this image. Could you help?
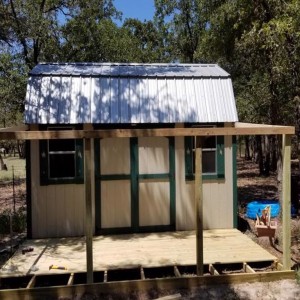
[38,62,219,67]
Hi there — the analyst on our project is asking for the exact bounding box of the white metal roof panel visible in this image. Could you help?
[25,63,238,124]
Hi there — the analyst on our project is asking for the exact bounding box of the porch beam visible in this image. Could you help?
[84,138,93,283]
[0,122,295,140]
[195,138,203,276]
[282,134,291,270]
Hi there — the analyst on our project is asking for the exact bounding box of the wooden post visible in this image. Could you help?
[282,134,291,270]
[84,138,93,283]
[195,137,203,276]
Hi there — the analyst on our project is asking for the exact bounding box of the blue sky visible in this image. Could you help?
[114,0,155,24]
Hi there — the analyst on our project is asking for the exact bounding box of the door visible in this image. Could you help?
[95,137,175,234]
[137,137,175,232]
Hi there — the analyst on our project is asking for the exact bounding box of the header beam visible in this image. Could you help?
[0,123,295,140]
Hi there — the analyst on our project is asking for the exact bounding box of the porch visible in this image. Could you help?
[1,229,278,276]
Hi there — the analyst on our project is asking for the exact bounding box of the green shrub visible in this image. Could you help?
[0,206,26,234]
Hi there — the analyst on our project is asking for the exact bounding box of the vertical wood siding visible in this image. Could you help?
[30,141,85,238]
[101,180,131,228]
[100,138,130,174]
[175,135,234,230]
[138,137,169,174]
[139,181,170,226]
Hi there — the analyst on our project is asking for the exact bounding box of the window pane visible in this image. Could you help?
[49,139,75,152]
[49,154,75,178]
[202,151,216,173]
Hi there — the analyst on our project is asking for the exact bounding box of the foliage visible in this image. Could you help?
[0,0,299,175]
[154,0,214,63]
[0,51,27,127]
[123,18,169,63]
[0,206,26,234]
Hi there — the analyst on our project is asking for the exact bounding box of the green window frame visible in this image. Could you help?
[185,135,225,180]
[40,128,84,185]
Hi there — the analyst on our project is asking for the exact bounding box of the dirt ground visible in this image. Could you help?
[0,159,300,299]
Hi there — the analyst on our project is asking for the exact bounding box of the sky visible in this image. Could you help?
[114,0,155,24]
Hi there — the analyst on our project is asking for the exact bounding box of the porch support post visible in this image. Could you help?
[282,134,291,270]
[84,137,93,283]
[195,137,203,276]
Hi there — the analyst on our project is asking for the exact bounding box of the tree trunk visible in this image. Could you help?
[263,135,270,176]
[255,135,264,175]
[0,154,7,171]
[270,136,277,171]
[245,136,251,160]
[17,141,25,159]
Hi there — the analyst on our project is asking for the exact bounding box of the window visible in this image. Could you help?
[185,135,224,180]
[40,128,84,185]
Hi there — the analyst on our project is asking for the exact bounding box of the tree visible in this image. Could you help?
[0,0,121,67]
[123,18,169,63]
[0,51,27,127]
[154,0,215,63]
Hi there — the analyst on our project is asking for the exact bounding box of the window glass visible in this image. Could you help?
[202,151,216,173]
[49,153,76,178]
[48,139,76,179]
[193,136,217,174]
[40,126,84,185]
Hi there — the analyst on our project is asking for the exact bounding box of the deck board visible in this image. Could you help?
[0,229,277,276]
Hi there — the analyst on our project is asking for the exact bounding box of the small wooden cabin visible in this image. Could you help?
[24,63,239,238]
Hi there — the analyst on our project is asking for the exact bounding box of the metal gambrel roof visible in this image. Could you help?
[24,63,239,124]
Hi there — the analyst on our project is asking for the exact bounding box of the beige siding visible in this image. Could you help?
[175,134,234,230]
[138,137,169,174]
[139,180,170,226]
[100,138,130,174]
[30,141,85,238]
[101,180,131,228]
[99,138,131,229]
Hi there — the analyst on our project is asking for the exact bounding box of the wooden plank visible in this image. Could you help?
[1,229,277,276]
[154,294,182,300]
[209,264,219,276]
[0,270,295,300]
[0,123,295,140]
[174,266,181,278]
[67,273,74,286]
[275,261,284,271]
[0,124,29,132]
[282,134,292,270]
[84,138,93,284]
[140,267,145,280]
[243,263,255,274]
[26,275,36,288]
[195,139,203,276]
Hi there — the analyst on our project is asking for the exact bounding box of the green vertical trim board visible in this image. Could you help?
[217,136,225,177]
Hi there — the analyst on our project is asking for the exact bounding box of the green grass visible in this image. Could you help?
[0,156,26,180]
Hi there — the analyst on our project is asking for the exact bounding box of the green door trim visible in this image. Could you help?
[131,138,139,232]
[95,137,176,235]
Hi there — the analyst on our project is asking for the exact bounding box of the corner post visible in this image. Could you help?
[282,134,291,270]
[85,137,93,283]
[195,137,203,276]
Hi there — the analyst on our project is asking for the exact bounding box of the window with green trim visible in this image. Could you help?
[185,135,224,180]
[40,128,84,185]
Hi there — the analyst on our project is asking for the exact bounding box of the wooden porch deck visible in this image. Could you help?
[0,229,277,276]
